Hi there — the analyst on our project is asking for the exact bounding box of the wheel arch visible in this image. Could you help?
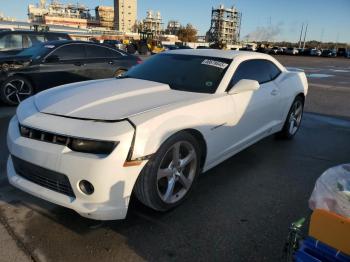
[181,128,207,170]
[10,73,36,91]
[296,92,305,103]
[132,126,208,170]
[113,67,129,77]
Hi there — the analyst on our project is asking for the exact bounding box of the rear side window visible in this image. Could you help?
[28,34,45,45]
[52,44,86,60]
[0,34,23,49]
[230,59,281,87]
[85,45,121,58]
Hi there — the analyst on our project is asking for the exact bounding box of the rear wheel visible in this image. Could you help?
[0,76,34,106]
[276,96,304,139]
[134,132,201,211]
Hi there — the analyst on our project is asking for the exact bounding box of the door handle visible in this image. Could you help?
[108,61,114,65]
[271,89,279,96]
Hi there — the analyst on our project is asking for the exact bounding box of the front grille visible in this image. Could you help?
[19,125,70,146]
[12,155,76,198]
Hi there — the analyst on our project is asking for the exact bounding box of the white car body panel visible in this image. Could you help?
[6,50,308,220]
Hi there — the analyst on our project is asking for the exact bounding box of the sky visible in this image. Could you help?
[1,0,350,43]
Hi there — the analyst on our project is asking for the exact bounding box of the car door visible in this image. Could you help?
[36,43,88,91]
[84,44,123,79]
[224,59,283,153]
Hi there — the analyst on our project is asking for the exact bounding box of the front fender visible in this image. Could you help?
[128,94,235,162]
[132,114,205,160]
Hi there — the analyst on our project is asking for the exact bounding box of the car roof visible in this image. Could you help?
[39,40,129,55]
[163,49,274,60]
[40,40,102,46]
[0,30,69,36]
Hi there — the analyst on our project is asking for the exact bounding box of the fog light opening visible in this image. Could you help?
[79,180,94,195]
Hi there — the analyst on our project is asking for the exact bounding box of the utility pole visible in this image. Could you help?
[298,23,304,48]
[319,28,324,49]
[302,23,308,49]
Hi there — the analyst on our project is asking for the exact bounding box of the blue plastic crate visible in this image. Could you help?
[295,237,350,262]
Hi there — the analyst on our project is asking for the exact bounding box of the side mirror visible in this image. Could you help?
[45,55,59,63]
[228,79,260,95]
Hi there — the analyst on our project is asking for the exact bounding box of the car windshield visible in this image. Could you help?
[17,44,51,59]
[123,54,232,94]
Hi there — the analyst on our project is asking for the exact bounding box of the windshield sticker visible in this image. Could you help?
[44,45,55,49]
[201,59,229,69]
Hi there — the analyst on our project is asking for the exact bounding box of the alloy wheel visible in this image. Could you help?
[288,100,303,135]
[4,79,32,104]
[157,141,198,204]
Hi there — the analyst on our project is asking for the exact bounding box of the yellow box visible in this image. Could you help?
[309,209,350,255]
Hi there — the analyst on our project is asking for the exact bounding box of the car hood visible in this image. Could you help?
[34,78,208,121]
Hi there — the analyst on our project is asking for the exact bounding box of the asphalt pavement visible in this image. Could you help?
[0,55,349,262]
[274,55,350,118]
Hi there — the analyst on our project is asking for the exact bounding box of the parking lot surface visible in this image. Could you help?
[274,55,350,118]
[0,55,349,262]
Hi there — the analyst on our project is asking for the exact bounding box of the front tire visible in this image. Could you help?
[0,76,34,106]
[276,96,304,139]
[134,132,201,211]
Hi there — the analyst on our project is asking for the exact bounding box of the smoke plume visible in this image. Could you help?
[244,24,282,41]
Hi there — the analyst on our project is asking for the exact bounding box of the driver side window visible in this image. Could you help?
[229,59,281,88]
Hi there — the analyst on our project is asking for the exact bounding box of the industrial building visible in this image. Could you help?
[95,6,114,30]
[0,13,15,22]
[28,0,99,29]
[113,0,137,32]
[27,0,137,32]
[166,20,181,35]
[207,5,241,45]
[140,10,163,36]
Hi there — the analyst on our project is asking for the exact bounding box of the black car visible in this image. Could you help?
[321,49,336,57]
[337,48,347,57]
[0,30,71,56]
[175,45,193,49]
[0,40,141,105]
[163,44,179,50]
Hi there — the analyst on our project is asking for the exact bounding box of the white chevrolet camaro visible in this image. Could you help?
[7,50,308,220]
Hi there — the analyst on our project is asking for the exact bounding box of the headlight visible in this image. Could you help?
[68,138,118,155]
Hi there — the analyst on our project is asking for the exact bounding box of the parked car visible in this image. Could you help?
[176,45,193,49]
[0,40,141,105]
[102,39,126,52]
[0,30,71,56]
[310,49,322,56]
[321,49,337,57]
[301,48,311,56]
[163,44,179,51]
[337,48,347,57]
[269,46,283,55]
[285,47,299,55]
[7,50,308,220]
